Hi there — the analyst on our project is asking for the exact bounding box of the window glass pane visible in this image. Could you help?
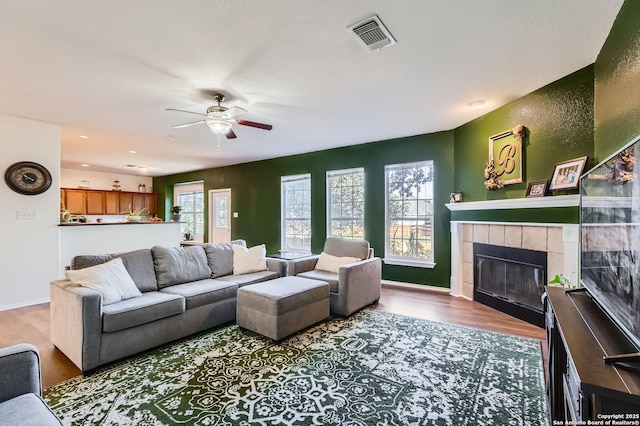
[281,175,311,252]
[327,168,365,239]
[385,161,434,264]
[175,189,205,237]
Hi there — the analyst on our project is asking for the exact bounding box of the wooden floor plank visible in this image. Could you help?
[0,286,546,389]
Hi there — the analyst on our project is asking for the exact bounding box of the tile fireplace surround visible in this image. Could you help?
[447,195,580,300]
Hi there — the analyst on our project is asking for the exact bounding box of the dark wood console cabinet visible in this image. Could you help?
[545,286,640,421]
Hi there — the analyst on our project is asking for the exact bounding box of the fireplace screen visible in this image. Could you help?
[474,243,547,317]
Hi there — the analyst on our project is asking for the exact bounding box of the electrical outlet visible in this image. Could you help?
[16,210,39,220]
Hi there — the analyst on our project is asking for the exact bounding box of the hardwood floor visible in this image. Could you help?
[0,285,546,389]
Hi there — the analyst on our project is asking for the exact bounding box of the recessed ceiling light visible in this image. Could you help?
[78,135,89,139]
[81,164,90,167]
[128,150,137,154]
[467,99,486,108]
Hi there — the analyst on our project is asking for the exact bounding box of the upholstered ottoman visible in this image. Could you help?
[236,276,330,340]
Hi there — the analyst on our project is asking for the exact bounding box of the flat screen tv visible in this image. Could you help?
[581,135,640,356]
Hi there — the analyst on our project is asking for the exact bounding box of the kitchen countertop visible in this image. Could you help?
[59,221,179,226]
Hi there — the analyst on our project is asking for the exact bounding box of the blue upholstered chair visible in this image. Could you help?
[0,344,61,425]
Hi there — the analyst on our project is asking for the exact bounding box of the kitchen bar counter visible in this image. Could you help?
[58,221,181,278]
[59,221,178,226]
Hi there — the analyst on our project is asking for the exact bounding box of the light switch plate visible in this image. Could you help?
[233,212,239,218]
[16,210,39,220]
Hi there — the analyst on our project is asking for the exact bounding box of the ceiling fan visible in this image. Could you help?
[166,93,273,139]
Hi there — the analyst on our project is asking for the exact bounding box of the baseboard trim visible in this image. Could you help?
[381,280,451,294]
[0,298,50,312]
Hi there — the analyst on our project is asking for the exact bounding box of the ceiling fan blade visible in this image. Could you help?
[225,128,237,139]
[165,108,209,118]
[223,106,247,118]
[236,119,273,131]
[172,120,206,129]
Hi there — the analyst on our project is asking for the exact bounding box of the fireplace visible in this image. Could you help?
[473,243,547,327]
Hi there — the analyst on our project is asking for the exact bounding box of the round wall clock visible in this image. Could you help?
[4,161,53,195]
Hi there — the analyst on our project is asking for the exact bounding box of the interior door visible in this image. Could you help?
[208,189,231,243]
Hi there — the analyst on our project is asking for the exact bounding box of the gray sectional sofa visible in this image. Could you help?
[50,240,284,372]
[0,344,61,425]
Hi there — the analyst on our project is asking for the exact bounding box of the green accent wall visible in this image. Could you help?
[154,0,640,289]
[453,65,595,205]
[154,131,455,288]
[594,0,640,161]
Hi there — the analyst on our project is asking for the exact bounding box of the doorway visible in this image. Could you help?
[208,189,231,243]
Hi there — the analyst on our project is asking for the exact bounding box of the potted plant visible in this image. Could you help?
[171,206,182,222]
[183,216,194,241]
[122,204,149,222]
[60,198,72,222]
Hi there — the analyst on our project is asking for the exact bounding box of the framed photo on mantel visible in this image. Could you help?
[549,156,588,191]
[525,180,548,198]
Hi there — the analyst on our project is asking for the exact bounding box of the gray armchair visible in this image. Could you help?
[288,238,381,316]
[0,344,61,425]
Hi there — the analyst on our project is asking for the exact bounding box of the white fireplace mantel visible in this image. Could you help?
[445,194,579,211]
[447,195,581,300]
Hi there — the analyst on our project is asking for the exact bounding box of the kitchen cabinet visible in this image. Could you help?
[61,189,156,216]
[86,191,106,215]
[62,189,87,214]
[105,192,120,215]
[119,192,133,213]
[145,193,157,215]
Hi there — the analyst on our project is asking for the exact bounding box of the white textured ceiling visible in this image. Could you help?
[0,0,624,176]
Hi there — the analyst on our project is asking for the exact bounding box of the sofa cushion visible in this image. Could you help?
[297,270,339,293]
[66,258,142,305]
[0,394,61,426]
[233,244,268,275]
[159,279,238,310]
[315,252,360,274]
[101,291,186,332]
[70,249,158,292]
[324,237,370,260]
[203,240,246,278]
[152,245,211,288]
[214,270,280,287]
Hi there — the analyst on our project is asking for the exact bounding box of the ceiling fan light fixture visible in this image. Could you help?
[206,119,232,134]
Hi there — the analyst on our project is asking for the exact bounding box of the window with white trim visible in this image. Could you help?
[281,174,311,253]
[174,182,205,241]
[327,168,365,239]
[385,161,435,267]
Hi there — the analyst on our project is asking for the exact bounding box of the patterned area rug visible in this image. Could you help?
[44,309,548,425]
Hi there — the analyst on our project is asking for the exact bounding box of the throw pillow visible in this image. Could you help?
[151,245,211,288]
[204,240,247,278]
[65,258,142,305]
[315,252,360,274]
[232,244,268,275]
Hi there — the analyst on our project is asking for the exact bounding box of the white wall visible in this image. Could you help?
[0,114,60,310]
[61,168,152,192]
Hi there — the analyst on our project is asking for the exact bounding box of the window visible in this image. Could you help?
[327,168,365,239]
[281,174,311,253]
[385,161,435,267]
[174,182,205,240]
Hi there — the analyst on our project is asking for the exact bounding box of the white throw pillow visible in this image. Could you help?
[233,244,268,275]
[65,258,142,305]
[315,252,361,274]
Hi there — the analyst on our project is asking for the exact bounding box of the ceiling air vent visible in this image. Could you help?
[348,15,396,52]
